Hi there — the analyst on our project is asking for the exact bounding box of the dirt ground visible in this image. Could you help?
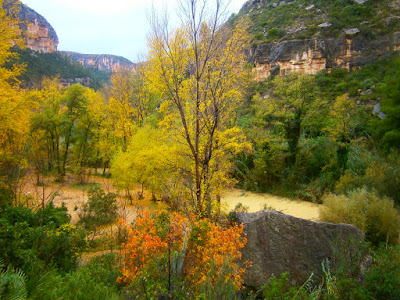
[18,170,163,224]
[18,171,321,223]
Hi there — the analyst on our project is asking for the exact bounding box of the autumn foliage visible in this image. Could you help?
[118,210,247,296]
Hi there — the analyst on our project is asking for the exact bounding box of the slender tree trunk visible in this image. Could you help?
[62,125,73,175]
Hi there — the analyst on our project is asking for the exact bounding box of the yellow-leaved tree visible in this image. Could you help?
[111,126,182,203]
[0,0,30,202]
[146,0,251,217]
[107,66,154,151]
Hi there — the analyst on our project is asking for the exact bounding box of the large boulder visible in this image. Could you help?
[236,210,365,288]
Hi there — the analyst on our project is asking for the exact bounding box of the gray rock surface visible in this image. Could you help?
[345,28,361,35]
[373,103,386,119]
[318,22,333,28]
[236,210,365,288]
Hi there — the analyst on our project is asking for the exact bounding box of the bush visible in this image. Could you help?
[118,210,247,298]
[336,151,400,205]
[363,245,400,300]
[26,253,122,300]
[0,260,27,300]
[58,262,121,300]
[0,204,87,276]
[261,272,315,300]
[78,187,118,231]
[321,188,400,246]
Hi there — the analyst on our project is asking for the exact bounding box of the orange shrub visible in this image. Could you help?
[118,210,247,294]
[118,210,189,284]
[183,219,247,290]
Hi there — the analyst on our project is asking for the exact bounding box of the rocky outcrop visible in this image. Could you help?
[5,1,59,53]
[236,210,365,289]
[59,77,94,88]
[251,32,400,80]
[61,52,136,73]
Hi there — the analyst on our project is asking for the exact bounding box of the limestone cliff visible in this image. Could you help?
[61,52,136,73]
[5,1,59,53]
[251,32,400,80]
[238,0,400,80]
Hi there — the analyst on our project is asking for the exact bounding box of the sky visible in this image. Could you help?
[21,0,247,62]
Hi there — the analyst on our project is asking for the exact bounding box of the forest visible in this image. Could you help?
[1,0,399,299]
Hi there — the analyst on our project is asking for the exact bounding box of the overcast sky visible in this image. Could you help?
[21,0,247,62]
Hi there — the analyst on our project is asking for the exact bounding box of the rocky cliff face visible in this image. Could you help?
[61,52,136,73]
[239,0,400,80]
[7,1,59,53]
[251,32,400,80]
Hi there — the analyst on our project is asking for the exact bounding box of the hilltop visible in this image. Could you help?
[235,0,400,79]
[4,1,135,87]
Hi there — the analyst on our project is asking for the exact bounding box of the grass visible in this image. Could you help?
[71,182,101,191]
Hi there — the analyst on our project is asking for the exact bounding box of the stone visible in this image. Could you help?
[236,210,365,289]
[306,4,315,10]
[360,89,373,95]
[345,28,361,35]
[372,103,386,119]
[270,65,280,76]
[354,0,366,4]
[273,2,278,7]
[318,22,332,28]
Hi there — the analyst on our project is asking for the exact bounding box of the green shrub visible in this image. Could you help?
[27,254,122,300]
[0,260,27,300]
[78,187,118,231]
[363,245,400,300]
[0,186,14,209]
[336,151,400,205]
[0,204,87,276]
[261,272,315,300]
[321,188,400,246]
[57,260,121,300]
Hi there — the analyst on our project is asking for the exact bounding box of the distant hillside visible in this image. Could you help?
[8,47,110,89]
[239,0,400,43]
[235,0,400,79]
[61,52,136,73]
[2,1,138,88]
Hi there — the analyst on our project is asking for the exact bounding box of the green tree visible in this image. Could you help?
[30,78,65,177]
[326,93,358,172]
[254,73,321,167]
[111,126,183,204]
[0,0,30,199]
[60,84,88,175]
[376,57,400,148]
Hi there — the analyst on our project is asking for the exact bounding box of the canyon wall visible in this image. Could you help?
[61,52,136,73]
[250,32,400,81]
[13,1,59,53]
